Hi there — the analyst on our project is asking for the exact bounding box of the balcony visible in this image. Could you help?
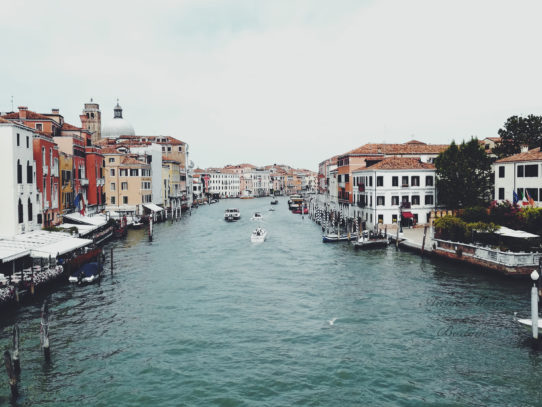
[357,201,366,208]
[43,166,49,175]
[18,184,25,195]
[80,178,89,186]
[97,178,105,187]
[357,184,365,192]
[51,166,59,177]
[401,184,409,188]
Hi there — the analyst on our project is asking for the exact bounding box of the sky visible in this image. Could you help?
[2,0,542,171]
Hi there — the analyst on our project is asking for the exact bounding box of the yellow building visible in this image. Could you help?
[59,152,73,213]
[102,147,152,214]
[162,157,182,214]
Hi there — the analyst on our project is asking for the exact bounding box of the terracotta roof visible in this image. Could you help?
[495,147,542,163]
[355,157,435,171]
[485,137,501,142]
[1,110,53,121]
[343,142,448,157]
[0,117,10,124]
[62,122,82,131]
[100,147,123,154]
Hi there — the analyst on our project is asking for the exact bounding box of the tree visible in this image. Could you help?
[493,115,542,158]
[434,138,493,209]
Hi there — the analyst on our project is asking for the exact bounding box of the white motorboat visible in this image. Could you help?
[251,212,263,220]
[251,227,267,243]
[352,230,389,249]
[224,208,241,222]
[517,318,542,334]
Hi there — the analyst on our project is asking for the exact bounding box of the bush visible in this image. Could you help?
[434,216,467,241]
[460,206,490,223]
[518,207,542,235]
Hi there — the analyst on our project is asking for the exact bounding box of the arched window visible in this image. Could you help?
[27,161,33,184]
[28,198,32,221]
[17,160,22,184]
[18,199,23,224]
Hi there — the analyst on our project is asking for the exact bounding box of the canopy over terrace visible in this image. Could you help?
[494,226,539,239]
[56,223,99,238]
[63,212,108,227]
[0,241,30,263]
[142,203,164,212]
[10,231,93,259]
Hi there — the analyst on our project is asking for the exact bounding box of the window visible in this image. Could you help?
[27,161,33,184]
[111,196,116,204]
[130,169,139,176]
[109,157,115,163]
[370,196,373,207]
[517,165,524,177]
[122,196,128,204]
[412,195,420,205]
[178,146,182,152]
[425,195,434,205]
[498,166,505,178]
[18,199,23,224]
[121,182,128,190]
[111,182,116,191]
[377,196,385,206]
[378,214,383,224]
[425,176,434,186]
[26,135,29,148]
[377,176,383,187]
[338,174,341,183]
[167,146,171,152]
[402,176,409,187]
[36,123,43,131]
[391,196,399,205]
[16,133,20,146]
[525,165,538,177]
[17,160,22,184]
[28,198,32,221]
[110,169,115,176]
[392,176,398,187]
[120,169,128,176]
[392,214,398,223]
[345,174,349,183]
[368,176,373,187]
[411,176,420,186]
[498,188,505,200]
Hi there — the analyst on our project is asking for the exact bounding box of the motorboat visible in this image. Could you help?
[322,232,358,243]
[224,208,241,222]
[251,227,268,243]
[271,199,278,205]
[352,230,389,249]
[69,262,102,284]
[131,217,144,229]
[251,212,263,220]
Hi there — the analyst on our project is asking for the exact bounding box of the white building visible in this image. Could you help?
[208,170,240,198]
[494,146,542,206]
[352,157,436,230]
[252,168,270,197]
[0,120,39,236]
[128,143,163,205]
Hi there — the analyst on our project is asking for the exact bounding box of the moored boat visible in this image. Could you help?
[352,231,389,249]
[322,233,358,243]
[68,262,103,284]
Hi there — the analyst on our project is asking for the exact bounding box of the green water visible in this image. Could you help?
[0,197,540,406]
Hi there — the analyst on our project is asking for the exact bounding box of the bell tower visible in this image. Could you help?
[80,98,102,144]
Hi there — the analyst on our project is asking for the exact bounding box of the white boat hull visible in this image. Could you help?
[517,318,542,334]
[251,230,268,243]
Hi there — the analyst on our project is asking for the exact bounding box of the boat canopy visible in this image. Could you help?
[143,203,164,212]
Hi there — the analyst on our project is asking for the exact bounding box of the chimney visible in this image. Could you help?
[520,144,529,153]
[18,106,28,120]
[51,108,59,114]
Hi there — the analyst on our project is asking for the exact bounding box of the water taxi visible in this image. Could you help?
[224,208,241,222]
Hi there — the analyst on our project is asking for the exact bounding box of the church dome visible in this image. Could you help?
[101,101,135,139]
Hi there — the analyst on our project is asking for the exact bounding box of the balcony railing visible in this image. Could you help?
[357,201,365,208]
[43,166,48,175]
[80,178,89,186]
[401,184,409,188]
[18,184,25,194]
[97,178,105,187]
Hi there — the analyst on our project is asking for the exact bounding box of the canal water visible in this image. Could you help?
[1,197,541,406]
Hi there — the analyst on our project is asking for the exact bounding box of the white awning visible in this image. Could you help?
[30,237,93,258]
[57,223,99,237]
[0,242,31,263]
[63,212,108,227]
[494,226,539,239]
[143,203,164,212]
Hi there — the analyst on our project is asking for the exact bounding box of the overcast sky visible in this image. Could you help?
[2,0,542,170]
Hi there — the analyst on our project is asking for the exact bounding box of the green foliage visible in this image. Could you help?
[44,225,79,235]
[493,115,542,158]
[435,138,493,209]
[434,215,500,243]
[518,207,542,235]
[488,200,522,229]
[460,206,489,223]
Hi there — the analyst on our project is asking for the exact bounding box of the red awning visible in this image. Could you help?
[402,211,414,218]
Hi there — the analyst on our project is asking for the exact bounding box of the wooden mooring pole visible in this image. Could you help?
[3,351,17,397]
[395,224,400,249]
[40,300,50,361]
[12,325,20,374]
[421,225,428,256]
[110,247,114,274]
